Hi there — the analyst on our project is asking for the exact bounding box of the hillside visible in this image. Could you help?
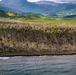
[0,10,23,17]
[0,10,41,20]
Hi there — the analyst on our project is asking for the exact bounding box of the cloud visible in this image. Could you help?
[27,0,76,3]
[27,0,41,2]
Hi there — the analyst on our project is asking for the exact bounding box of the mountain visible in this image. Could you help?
[0,0,53,14]
[35,1,76,17]
[36,1,76,12]
[0,0,76,17]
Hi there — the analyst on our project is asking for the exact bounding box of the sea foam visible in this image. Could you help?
[0,57,10,60]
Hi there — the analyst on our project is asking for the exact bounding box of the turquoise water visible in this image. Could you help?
[0,55,76,75]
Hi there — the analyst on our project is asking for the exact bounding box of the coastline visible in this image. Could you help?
[0,20,76,56]
[0,53,76,57]
[0,51,76,57]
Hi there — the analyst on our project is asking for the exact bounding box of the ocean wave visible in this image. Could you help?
[0,57,10,60]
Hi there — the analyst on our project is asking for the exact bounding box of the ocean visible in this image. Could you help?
[0,55,76,75]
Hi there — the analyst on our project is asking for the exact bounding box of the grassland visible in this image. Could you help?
[0,13,76,56]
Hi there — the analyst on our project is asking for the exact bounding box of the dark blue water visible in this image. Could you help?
[0,55,76,75]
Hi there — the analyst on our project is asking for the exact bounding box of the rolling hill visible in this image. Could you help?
[0,10,41,20]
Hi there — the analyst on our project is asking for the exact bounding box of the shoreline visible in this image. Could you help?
[0,53,76,57]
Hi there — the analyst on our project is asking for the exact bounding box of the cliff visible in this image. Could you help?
[0,20,76,56]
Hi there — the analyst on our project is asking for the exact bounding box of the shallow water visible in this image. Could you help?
[0,55,76,75]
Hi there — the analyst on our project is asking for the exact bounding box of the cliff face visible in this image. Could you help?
[0,20,76,55]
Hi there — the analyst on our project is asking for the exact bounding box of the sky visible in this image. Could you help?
[27,0,76,3]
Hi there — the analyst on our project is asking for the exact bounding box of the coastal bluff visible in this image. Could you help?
[0,20,76,56]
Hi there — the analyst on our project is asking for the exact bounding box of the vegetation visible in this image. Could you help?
[0,10,40,20]
[0,11,76,56]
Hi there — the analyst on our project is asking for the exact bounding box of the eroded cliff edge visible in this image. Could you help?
[0,20,76,56]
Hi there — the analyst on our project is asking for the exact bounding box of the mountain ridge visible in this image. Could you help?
[0,0,76,17]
